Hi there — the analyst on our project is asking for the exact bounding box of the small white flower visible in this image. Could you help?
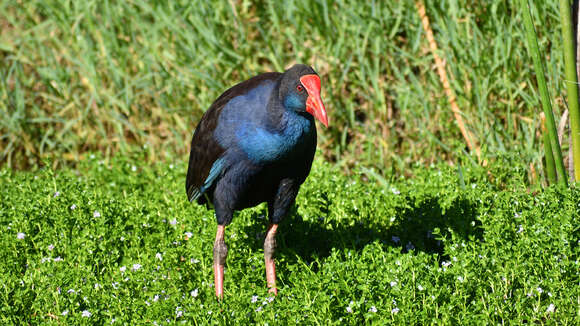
[546,303,555,313]
[442,261,451,268]
[155,253,163,261]
[391,236,400,244]
[256,306,262,312]
[457,276,465,282]
[191,289,198,297]
[267,296,275,303]
[61,310,68,316]
[391,187,400,195]
[251,295,258,303]
[53,191,60,197]
[81,310,91,317]
[70,204,76,210]
[169,218,177,226]
[112,282,119,289]
[185,232,193,239]
[391,307,400,314]
[346,306,353,313]
[131,165,137,172]
[537,287,543,294]
[417,285,424,291]
[395,260,401,266]
[48,244,54,251]
[67,289,75,294]
[190,258,200,264]
[120,266,127,273]
[131,263,141,271]
[175,306,183,318]
[94,283,100,289]
[517,225,524,233]
[390,281,397,287]
[369,306,377,313]
[153,294,160,302]
[207,310,212,315]
[93,211,101,218]
[514,212,521,218]
[53,256,63,262]
[17,232,25,240]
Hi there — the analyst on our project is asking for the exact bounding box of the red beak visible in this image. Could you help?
[300,74,328,127]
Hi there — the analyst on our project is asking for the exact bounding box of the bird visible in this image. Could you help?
[185,64,328,298]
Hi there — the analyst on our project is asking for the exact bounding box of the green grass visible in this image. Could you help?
[1,154,578,324]
[0,0,571,182]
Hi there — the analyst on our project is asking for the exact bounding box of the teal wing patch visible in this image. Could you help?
[187,157,225,202]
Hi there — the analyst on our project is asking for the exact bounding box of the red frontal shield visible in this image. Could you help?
[299,74,328,127]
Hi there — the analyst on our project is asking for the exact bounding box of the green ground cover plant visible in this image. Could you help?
[1,155,577,324]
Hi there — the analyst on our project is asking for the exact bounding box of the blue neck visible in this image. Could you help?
[243,108,314,164]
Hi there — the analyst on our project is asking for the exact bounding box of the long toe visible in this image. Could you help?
[214,263,224,298]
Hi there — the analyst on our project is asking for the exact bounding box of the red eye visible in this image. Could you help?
[296,85,304,92]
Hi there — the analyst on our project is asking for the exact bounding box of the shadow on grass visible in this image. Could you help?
[241,195,483,266]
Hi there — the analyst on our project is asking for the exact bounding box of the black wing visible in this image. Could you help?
[185,72,282,203]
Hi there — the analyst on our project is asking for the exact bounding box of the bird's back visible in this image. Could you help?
[186,72,282,203]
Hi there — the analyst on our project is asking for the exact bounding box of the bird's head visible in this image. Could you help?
[279,64,328,127]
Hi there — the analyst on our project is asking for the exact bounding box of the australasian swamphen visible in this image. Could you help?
[185,64,328,298]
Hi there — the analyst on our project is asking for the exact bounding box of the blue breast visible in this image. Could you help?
[214,81,314,164]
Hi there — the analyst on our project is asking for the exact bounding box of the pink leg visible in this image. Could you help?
[264,224,279,294]
[213,225,227,299]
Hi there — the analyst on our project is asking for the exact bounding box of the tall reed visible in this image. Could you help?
[541,113,557,185]
[559,0,580,182]
[521,0,568,186]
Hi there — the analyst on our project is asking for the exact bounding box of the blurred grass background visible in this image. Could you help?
[0,0,568,182]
